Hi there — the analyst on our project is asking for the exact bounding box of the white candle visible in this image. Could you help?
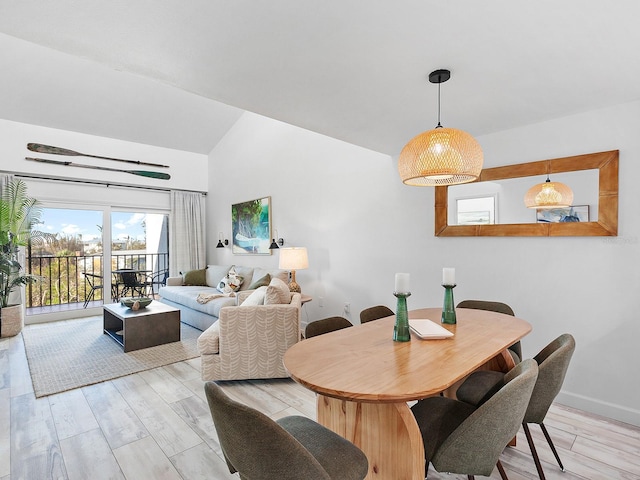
[443,268,455,285]
[395,273,410,293]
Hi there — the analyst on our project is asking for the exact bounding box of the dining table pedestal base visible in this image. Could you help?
[317,394,425,480]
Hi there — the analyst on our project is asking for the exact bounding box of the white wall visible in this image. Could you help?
[207,104,640,427]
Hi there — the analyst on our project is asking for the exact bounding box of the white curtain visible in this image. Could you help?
[169,190,206,275]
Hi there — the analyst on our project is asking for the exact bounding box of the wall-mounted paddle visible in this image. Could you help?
[27,143,169,168]
[25,157,171,180]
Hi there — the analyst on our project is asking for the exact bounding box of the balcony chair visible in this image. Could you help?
[82,272,103,308]
[455,333,576,480]
[456,299,522,362]
[144,269,169,298]
[359,305,394,324]
[411,359,539,480]
[305,316,352,338]
[204,381,369,480]
[115,269,147,299]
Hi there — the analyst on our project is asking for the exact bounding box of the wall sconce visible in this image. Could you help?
[269,229,285,249]
[216,232,229,248]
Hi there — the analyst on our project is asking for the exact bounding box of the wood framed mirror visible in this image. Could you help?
[435,150,618,236]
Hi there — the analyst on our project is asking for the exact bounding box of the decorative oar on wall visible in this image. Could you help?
[25,157,171,180]
[27,143,169,168]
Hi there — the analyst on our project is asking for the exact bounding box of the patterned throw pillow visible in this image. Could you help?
[264,277,291,305]
[217,266,244,294]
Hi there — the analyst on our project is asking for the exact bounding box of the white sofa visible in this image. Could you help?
[158,264,288,331]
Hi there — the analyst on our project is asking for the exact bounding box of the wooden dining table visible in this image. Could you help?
[283,307,532,480]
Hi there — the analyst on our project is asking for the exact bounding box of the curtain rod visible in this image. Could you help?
[7,171,207,195]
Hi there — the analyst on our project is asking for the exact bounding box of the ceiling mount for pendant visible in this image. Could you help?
[398,68,484,187]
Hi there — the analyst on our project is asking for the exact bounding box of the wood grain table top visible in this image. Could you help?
[283,307,531,403]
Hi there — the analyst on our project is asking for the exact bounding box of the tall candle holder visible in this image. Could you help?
[393,292,411,342]
[441,284,457,324]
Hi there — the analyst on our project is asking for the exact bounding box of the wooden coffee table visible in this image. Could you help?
[103,301,180,352]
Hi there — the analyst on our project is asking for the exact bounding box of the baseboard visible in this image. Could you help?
[556,390,640,427]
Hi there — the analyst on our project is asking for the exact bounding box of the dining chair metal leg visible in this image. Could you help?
[496,460,509,480]
[540,423,565,471]
[523,423,547,480]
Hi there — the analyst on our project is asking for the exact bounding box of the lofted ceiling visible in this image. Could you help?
[1,1,639,160]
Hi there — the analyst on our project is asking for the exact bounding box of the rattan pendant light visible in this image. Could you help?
[398,69,483,186]
[524,175,574,209]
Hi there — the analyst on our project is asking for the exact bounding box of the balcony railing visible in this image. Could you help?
[26,253,169,313]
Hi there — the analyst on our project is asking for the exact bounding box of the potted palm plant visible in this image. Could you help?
[0,179,48,337]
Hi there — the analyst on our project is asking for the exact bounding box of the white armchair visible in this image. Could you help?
[197,291,302,381]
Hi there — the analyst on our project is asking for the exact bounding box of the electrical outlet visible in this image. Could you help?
[344,302,350,314]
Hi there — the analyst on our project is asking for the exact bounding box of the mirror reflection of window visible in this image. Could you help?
[456,196,496,225]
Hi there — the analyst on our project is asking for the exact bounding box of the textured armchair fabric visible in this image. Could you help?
[456,299,522,362]
[411,359,539,478]
[204,381,368,480]
[359,305,394,324]
[305,316,352,338]
[198,292,301,381]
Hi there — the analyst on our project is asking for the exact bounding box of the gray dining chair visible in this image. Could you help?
[456,299,522,362]
[456,333,576,480]
[359,305,394,324]
[204,381,369,480]
[305,316,353,338]
[411,359,539,479]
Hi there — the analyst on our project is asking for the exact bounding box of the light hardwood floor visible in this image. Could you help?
[1,330,639,480]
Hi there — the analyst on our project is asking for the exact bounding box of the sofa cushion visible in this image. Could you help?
[248,273,271,290]
[251,267,288,285]
[265,277,291,305]
[216,266,244,294]
[240,286,268,306]
[159,285,236,317]
[234,266,255,291]
[206,264,232,287]
[183,268,207,286]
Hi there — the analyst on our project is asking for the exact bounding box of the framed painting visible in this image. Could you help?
[231,196,272,255]
[536,205,589,223]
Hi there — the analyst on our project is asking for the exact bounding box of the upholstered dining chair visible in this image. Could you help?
[411,359,539,480]
[456,333,576,480]
[305,316,353,338]
[204,381,369,480]
[456,299,522,362]
[359,305,394,324]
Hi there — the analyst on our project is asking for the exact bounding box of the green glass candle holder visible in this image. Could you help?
[393,292,411,342]
[441,284,457,325]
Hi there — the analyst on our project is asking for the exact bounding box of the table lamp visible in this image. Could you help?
[278,247,308,293]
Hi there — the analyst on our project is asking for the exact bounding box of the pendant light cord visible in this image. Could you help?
[436,75,443,128]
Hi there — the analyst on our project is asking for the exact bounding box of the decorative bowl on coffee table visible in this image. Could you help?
[120,297,153,309]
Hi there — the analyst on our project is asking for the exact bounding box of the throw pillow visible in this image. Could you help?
[248,273,271,290]
[264,277,291,305]
[183,268,207,286]
[240,286,268,306]
[217,266,244,294]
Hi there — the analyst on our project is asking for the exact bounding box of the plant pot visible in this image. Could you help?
[0,304,24,337]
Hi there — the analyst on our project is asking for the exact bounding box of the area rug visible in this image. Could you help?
[22,316,201,397]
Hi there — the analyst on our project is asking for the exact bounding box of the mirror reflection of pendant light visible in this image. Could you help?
[524,175,574,209]
[398,69,483,186]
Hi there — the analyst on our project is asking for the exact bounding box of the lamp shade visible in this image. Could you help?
[278,247,309,270]
[524,180,574,209]
[398,127,484,186]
